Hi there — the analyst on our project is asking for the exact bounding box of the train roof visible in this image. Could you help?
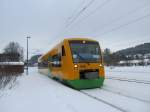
[63,38,98,42]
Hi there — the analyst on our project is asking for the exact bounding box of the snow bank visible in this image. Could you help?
[0,62,24,65]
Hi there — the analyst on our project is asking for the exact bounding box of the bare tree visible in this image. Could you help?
[3,42,24,61]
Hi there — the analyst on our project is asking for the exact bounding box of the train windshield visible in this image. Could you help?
[69,41,101,63]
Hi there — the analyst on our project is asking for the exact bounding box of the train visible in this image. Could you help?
[38,38,105,89]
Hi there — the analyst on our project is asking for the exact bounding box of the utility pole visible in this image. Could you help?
[26,36,31,75]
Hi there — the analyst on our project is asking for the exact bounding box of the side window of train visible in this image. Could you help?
[48,56,52,67]
[48,56,52,62]
[62,45,66,56]
[52,54,61,67]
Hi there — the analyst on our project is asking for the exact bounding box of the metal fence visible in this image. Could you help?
[0,65,24,75]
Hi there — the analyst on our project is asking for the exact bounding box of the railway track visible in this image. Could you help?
[106,76,150,84]
[101,87,150,104]
[80,87,150,112]
[79,90,127,112]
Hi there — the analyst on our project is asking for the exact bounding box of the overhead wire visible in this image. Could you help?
[51,1,150,49]
[94,13,150,36]
[56,0,110,41]
[106,37,150,48]
[92,2,150,49]
[62,0,149,38]
[65,0,96,28]
[64,1,150,39]
[64,0,86,28]
[70,0,112,28]
[96,13,150,49]
[93,2,150,35]
[52,0,96,44]
[52,0,86,43]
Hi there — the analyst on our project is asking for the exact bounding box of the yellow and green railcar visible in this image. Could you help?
[38,38,105,89]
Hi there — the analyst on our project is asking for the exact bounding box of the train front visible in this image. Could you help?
[66,40,105,89]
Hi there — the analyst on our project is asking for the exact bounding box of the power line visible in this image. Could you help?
[93,2,150,34]
[54,0,86,41]
[65,0,86,25]
[65,0,96,28]
[56,0,109,41]
[107,37,150,48]
[51,1,150,46]
[95,13,150,36]
[52,0,96,43]
[66,1,150,38]
[71,0,112,27]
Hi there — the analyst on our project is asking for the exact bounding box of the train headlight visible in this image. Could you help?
[74,64,78,68]
[99,64,103,67]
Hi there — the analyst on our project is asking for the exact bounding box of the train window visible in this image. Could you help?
[38,60,48,69]
[62,45,66,56]
[52,54,61,67]
[69,41,101,63]
[48,56,52,62]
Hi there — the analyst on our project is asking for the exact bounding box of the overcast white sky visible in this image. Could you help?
[0,0,150,58]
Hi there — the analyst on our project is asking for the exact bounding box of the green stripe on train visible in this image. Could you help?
[64,77,104,90]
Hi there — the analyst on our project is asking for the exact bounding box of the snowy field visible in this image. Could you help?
[0,66,150,112]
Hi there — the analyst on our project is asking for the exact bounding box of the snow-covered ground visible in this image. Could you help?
[106,66,150,81]
[105,66,150,103]
[0,66,150,112]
